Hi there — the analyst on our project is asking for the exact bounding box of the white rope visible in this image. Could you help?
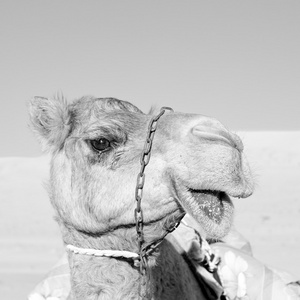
[66,244,139,260]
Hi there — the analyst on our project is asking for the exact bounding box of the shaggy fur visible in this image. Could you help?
[29,95,254,299]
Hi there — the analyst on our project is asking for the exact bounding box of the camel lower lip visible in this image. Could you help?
[178,188,234,239]
[189,190,227,224]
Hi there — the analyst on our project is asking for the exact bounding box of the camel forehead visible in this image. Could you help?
[70,97,143,119]
[69,97,146,133]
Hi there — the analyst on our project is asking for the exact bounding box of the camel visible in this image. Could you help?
[29,96,254,300]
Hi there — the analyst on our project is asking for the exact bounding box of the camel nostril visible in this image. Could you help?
[192,125,238,149]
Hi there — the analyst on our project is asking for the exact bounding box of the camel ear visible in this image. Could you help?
[29,96,72,152]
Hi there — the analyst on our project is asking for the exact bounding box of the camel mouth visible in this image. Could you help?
[177,188,234,239]
[188,189,229,224]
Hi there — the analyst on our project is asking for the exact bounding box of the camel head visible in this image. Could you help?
[29,96,253,246]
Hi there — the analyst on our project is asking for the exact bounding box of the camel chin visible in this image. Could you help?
[178,189,234,240]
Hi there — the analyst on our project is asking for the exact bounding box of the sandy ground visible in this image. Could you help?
[0,131,299,299]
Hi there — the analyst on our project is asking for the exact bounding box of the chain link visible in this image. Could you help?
[134,107,174,280]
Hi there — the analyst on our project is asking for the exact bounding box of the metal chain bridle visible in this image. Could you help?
[134,106,179,296]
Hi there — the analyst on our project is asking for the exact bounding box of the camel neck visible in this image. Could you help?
[59,223,149,299]
[67,248,146,300]
[57,211,189,299]
[58,221,205,300]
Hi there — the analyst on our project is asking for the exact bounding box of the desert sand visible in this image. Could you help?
[0,131,299,299]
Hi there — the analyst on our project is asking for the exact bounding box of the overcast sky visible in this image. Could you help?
[0,1,299,157]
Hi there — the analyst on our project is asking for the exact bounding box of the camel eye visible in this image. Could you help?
[90,138,111,152]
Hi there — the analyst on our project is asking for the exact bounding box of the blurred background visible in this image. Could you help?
[0,1,299,299]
